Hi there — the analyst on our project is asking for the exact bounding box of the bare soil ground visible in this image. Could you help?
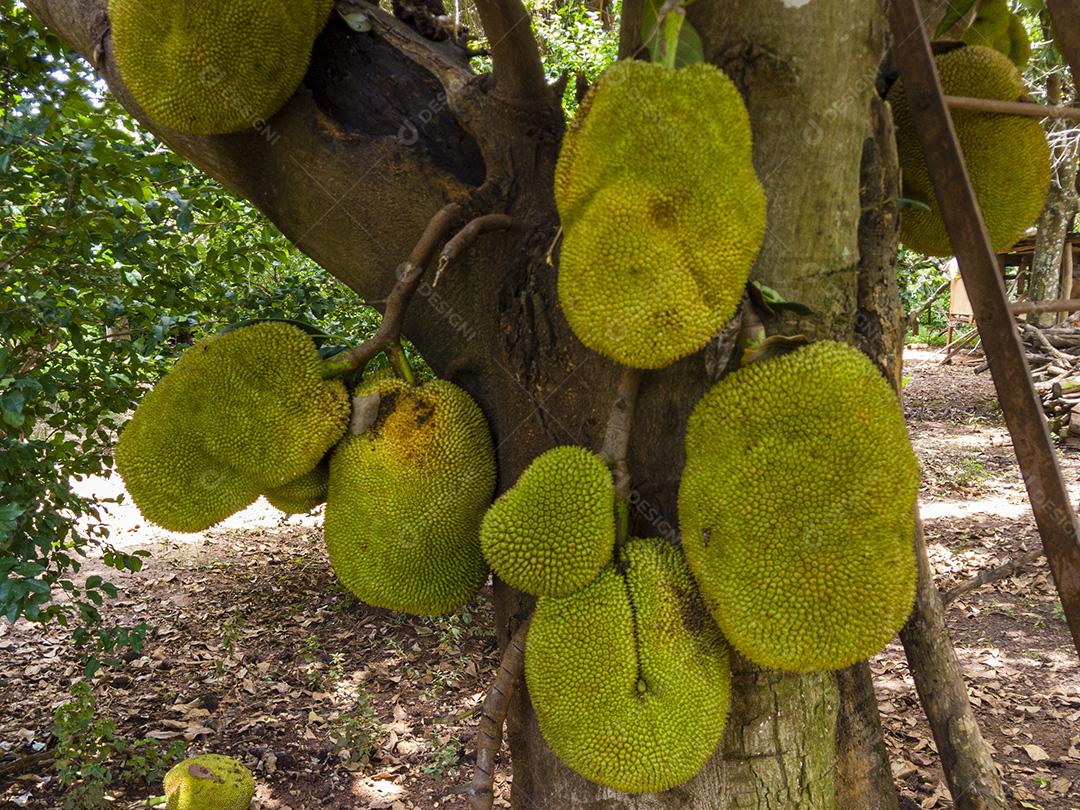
[1,349,1078,810]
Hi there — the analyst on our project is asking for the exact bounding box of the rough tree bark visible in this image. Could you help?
[22,0,987,806]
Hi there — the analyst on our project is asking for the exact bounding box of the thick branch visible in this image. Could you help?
[465,619,529,810]
[472,0,548,101]
[942,548,1045,606]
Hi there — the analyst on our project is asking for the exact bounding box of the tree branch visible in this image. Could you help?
[941,548,1046,606]
[465,618,529,810]
[472,0,549,101]
[322,202,463,377]
[434,214,518,285]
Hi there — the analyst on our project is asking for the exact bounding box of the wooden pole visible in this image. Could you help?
[943,95,1080,121]
[1058,241,1075,325]
[1009,297,1080,316]
[887,0,1080,657]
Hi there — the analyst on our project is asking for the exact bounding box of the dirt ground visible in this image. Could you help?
[1,349,1079,809]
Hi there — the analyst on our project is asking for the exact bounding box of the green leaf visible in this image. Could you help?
[935,0,978,37]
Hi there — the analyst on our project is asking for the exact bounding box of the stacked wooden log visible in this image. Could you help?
[1021,324,1080,444]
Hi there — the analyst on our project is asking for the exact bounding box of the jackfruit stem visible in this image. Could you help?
[386,339,417,385]
[319,203,464,380]
[600,367,642,548]
[660,8,686,70]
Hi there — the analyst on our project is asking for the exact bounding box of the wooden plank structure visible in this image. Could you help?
[886,0,1080,656]
[1000,231,1080,322]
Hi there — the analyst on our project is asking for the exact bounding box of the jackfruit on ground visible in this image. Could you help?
[115,321,349,533]
[163,754,254,810]
[554,60,765,369]
[265,460,329,514]
[109,0,333,135]
[324,375,495,616]
[678,341,920,672]
[888,44,1050,257]
[525,537,731,794]
[480,446,614,597]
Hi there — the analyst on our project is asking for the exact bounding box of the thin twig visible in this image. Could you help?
[601,367,643,546]
[944,94,1080,122]
[941,548,1045,605]
[321,202,462,378]
[472,0,549,100]
[464,619,530,810]
[434,214,517,286]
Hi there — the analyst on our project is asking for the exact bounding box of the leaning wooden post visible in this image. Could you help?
[886,0,1080,656]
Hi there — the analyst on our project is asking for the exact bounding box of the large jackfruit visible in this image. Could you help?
[163,754,254,810]
[324,376,495,616]
[109,0,332,135]
[888,44,1050,256]
[116,322,349,532]
[480,446,614,597]
[265,461,329,514]
[678,341,920,672]
[555,60,765,369]
[526,537,731,794]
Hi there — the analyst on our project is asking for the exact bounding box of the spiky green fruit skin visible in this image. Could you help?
[962,0,1011,50]
[889,45,1050,257]
[265,461,329,514]
[678,341,920,672]
[115,322,349,532]
[480,446,614,597]
[554,60,765,369]
[526,537,731,794]
[109,0,332,135]
[163,754,254,810]
[324,376,496,616]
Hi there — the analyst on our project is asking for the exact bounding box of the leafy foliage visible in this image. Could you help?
[529,0,620,112]
[0,0,375,666]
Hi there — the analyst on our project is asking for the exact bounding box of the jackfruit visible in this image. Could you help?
[555,60,765,369]
[1006,14,1032,68]
[526,537,731,793]
[109,0,333,135]
[324,375,495,616]
[889,44,1050,256]
[265,460,329,514]
[678,341,920,672]
[163,754,254,810]
[116,322,349,532]
[480,446,614,597]
[962,0,1011,51]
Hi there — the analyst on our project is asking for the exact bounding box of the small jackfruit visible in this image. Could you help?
[324,376,495,616]
[962,0,1011,51]
[1006,15,1032,68]
[526,537,731,794]
[265,461,329,514]
[889,44,1050,256]
[555,60,765,369]
[480,446,614,597]
[678,341,920,672]
[116,322,349,532]
[109,0,332,135]
[163,754,254,810]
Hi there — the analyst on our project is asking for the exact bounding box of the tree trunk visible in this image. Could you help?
[1027,76,1079,326]
[24,0,924,807]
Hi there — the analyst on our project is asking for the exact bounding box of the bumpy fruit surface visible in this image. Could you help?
[555,60,765,369]
[480,446,614,597]
[163,754,254,810]
[324,376,495,616]
[888,44,1049,256]
[115,322,349,532]
[526,537,731,793]
[679,341,920,672]
[265,461,329,514]
[109,0,332,134]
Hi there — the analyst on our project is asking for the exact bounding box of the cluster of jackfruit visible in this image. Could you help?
[525,537,731,793]
[678,341,920,672]
[480,446,615,597]
[115,322,350,532]
[888,44,1050,257]
[324,375,496,616]
[163,754,254,810]
[109,0,332,135]
[962,0,1031,67]
[555,60,765,369]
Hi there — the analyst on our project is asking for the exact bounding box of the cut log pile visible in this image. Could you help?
[1021,323,1080,445]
